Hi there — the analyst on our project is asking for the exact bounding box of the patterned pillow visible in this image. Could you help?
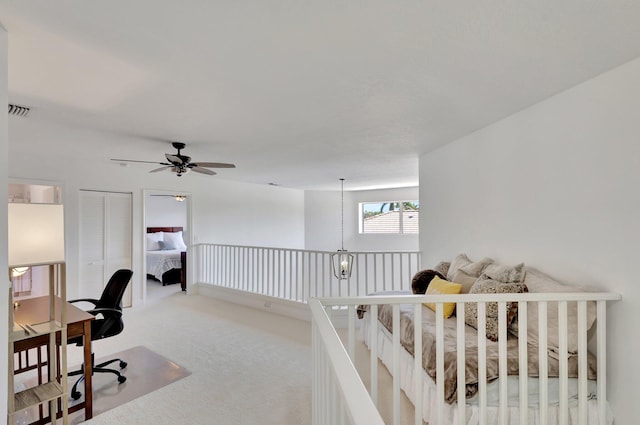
[482,262,526,283]
[433,261,451,278]
[464,278,528,341]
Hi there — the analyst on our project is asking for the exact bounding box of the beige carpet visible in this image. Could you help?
[77,292,313,425]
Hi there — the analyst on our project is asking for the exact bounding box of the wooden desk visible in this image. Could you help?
[13,296,95,422]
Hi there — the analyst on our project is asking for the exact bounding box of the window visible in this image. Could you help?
[360,201,419,234]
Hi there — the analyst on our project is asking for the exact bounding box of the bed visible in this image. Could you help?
[146,226,187,291]
[355,263,615,425]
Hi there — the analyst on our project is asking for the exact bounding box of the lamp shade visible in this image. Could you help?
[8,203,65,267]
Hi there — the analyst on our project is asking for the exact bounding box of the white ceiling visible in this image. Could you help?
[2,1,640,190]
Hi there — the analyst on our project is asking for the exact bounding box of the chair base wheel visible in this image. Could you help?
[119,360,127,369]
[71,390,82,400]
[118,375,127,384]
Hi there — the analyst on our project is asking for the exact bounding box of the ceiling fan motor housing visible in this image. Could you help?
[111,141,234,177]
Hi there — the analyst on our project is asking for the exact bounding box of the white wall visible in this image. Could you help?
[419,57,640,423]
[0,23,9,420]
[145,194,188,231]
[192,181,304,248]
[305,186,419,252]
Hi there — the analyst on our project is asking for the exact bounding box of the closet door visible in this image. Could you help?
[79,190,133,306]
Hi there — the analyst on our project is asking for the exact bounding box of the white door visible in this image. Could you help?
[79,190,133,306]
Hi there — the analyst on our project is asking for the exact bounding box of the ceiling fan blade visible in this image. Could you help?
[111,158,168,165]
[191,166,216,175]
[150,166,171,173]
[190,162,236,168]
[165,153,184,164]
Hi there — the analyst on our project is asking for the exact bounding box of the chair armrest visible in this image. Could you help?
[87,307,123,319]
[68,298,100,306]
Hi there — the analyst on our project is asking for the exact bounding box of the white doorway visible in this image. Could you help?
[143,190,191,303]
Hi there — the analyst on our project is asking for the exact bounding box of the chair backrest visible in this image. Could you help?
[96,269,133,310]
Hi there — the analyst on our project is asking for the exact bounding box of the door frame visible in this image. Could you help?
[142,189,192,303]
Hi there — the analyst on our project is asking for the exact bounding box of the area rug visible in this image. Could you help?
[16,345,191,424]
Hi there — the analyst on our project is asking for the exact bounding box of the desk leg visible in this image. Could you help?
[83,321,93,420]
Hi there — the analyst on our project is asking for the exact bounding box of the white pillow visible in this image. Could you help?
[163,231,188,251]
[146,232,164,251]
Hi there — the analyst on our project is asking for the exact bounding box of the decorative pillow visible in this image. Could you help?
[146,232,163,251]
[411,269,445,294]
[509,267,597,358]
[424,276,462,319]
[464,278,528,342]
[433,261,451,278]
[482,262,526,283]
[446,253,472,281]
[158,240,172,250]
[451,270,479,294]
[459,257,494,277]
[163,231,188,251]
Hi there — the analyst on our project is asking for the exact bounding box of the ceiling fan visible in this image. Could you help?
[112,142,235,177]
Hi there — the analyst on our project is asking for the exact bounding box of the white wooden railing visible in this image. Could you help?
[191,243,421,302]
[311,293,621,425]
[310,299,386,425]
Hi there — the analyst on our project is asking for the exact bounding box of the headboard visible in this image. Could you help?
[147,226,183,233]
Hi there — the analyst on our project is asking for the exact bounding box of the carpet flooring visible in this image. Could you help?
[75,292,313,425]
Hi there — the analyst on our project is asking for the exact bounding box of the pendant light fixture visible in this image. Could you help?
[332,178,353,280]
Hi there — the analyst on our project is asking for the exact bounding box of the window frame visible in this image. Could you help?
[359,200,419,235]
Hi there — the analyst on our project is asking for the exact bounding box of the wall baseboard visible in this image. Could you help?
[195,283,312,322]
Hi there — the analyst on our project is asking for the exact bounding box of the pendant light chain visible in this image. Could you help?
[340,178,345,251]
[332,177,353,280]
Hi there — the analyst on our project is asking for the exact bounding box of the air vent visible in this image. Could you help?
[8,104,31,118]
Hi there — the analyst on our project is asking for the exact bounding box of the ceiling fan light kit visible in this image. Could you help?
[112,142,235,177]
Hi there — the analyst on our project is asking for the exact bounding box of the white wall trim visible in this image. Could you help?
[196,284,312,322]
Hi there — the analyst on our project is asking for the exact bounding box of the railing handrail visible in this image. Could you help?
[192,242,420,255]
[319,292,622,304]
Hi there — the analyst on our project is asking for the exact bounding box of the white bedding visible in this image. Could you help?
[359,314,613,425]
[146,249,183,281]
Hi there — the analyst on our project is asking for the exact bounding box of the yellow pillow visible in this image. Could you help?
[424,276,462,318]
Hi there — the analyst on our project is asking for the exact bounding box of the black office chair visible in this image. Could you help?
[68,269,133,400]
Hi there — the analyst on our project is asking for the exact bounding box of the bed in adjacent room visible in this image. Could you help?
[146,227,187,291]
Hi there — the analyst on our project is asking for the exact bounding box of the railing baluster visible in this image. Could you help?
[597,300,607,425]
[193,244,423,302]
[370,304,378,406]
[392,304,401,425]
